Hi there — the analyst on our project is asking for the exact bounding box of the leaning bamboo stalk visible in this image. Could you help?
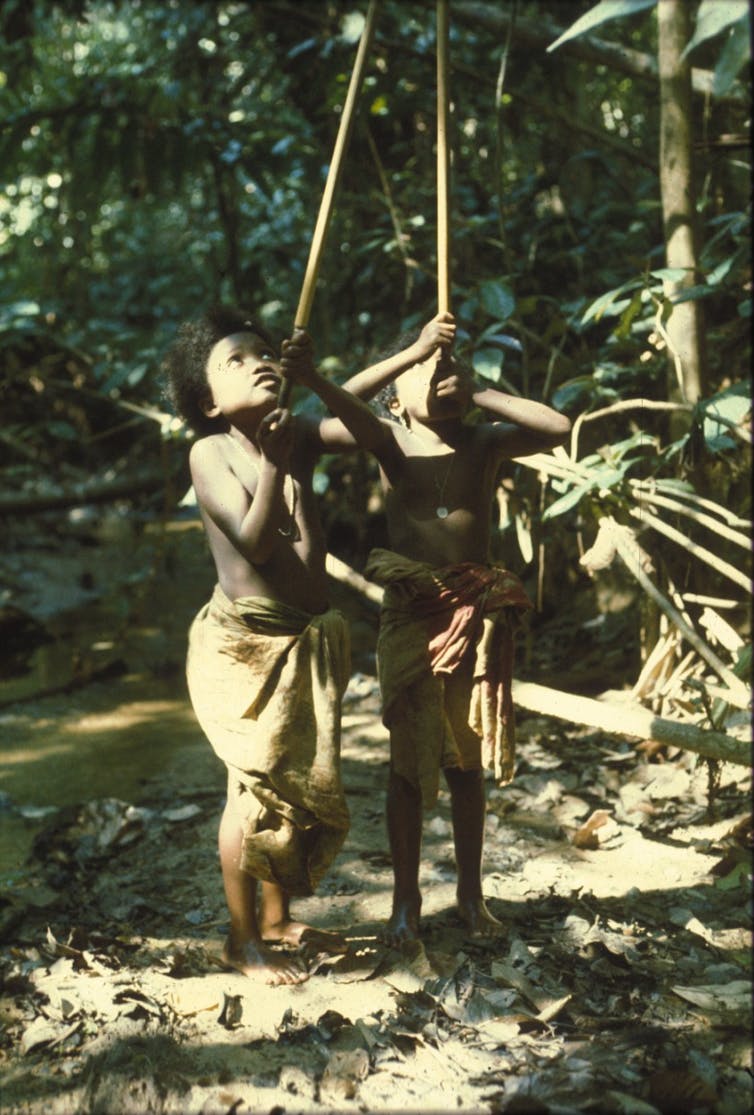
[628,505,752,594]
[511,679,750,766]
[602,517,750,704]
[631,486,752,550]
[634,480,753,530]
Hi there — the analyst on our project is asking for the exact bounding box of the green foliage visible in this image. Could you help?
[0,0,749,559]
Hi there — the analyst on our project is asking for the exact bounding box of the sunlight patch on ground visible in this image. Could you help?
[511,828,720,898]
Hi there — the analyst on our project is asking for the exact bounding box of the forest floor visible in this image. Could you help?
[0,512,751,1115]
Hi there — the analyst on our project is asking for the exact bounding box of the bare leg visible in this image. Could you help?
[444,766,502,938]
[218,802,308,983]
[259,882,346,952]
[381,766,423,946]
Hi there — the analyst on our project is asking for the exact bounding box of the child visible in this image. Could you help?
[163,305,449,983]
[340,312,572,944]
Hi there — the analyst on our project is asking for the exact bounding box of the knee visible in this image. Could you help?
[444,765,483,792]
[388,766,421,802]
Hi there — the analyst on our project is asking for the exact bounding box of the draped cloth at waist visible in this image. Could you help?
[364,548,532,805]
[186,585,351,895]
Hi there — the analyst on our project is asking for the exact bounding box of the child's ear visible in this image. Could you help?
[389,394,410,427]
[200,393,220,419]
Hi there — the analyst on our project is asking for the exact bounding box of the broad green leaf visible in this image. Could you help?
[581,280,640,323]
[479,280,515,323]
[653,478,696,495]
[650,267,691,283]
[472,348,503,381]
[713,18,751,95]
[682,0,748,58]
[615,289,645,339]
[542,481,596,521]
[551,377,596,411]
[702,385,751,453]
[477,328,523,353]
[547,0,656,53]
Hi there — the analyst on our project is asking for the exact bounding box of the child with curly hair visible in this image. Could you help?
[163,306,451,981]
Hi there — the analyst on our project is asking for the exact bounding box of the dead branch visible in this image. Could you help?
[511,679,750,767]
[0,471,166,515]
[628,505,752,594]
[630,485,751,551]
[592,517,750,705]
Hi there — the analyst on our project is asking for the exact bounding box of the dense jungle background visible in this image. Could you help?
[0,2,751,1113]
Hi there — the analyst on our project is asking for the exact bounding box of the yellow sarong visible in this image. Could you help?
[186,585,351,895]
[364,548,532,806]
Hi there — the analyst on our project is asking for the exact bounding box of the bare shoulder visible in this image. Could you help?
[188,435,249,504]
[189,434,227,480]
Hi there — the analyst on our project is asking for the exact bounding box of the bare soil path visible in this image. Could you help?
[1,514,751,1115]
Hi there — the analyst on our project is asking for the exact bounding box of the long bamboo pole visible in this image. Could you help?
[279,0,379,406]
[436,0,451,314]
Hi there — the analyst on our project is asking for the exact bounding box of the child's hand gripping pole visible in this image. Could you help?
[278,0,379,408]
[436,0,451,317]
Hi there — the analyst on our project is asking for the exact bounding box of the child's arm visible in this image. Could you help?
[340,312,456,400]
[280,329,395,457]
[473,385,572,456]
[190,408,295,564]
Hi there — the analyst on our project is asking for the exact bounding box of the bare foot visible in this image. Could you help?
[379,899,421,948]
[260,918,347,954]
[457,896,504,938]
[222,935,308,985]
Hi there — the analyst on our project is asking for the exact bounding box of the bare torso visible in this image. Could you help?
[193,426,330,614]
[379,422,500,567]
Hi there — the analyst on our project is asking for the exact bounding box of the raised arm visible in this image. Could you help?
[280,329,394,457]
[341,312,456,400]
[473,385,572,456]
[190,409,295,564]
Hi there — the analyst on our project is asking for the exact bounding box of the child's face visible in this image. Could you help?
[393,348,472,425]
[202,331,281,427]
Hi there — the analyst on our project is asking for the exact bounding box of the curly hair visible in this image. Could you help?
[162,304,275,435]
[370,327,418,422]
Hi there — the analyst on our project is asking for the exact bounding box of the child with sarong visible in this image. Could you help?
[340,315,572,944]
[163,306,450,983]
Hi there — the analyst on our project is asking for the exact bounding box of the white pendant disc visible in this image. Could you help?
[436,506,449,519]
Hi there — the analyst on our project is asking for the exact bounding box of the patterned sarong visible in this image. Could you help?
[364,548,532,806]
[186,585,351,895]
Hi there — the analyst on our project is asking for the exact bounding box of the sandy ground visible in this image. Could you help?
[0,515,751,1114]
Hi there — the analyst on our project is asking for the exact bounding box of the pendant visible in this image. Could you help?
[436,506,449,519]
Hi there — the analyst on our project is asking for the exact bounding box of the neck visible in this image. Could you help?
[406,416,465,450]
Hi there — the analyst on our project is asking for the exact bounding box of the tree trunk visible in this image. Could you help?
[658,0,708,407]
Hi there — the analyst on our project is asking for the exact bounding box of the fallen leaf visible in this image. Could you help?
[672,980,751,1013]
[319,1048,369,1104]
[571,809,611,849]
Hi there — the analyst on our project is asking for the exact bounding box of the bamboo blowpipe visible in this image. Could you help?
[279,0,379,406]
[436,0,451,315]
